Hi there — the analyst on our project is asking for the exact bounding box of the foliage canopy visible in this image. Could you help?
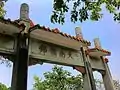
[33,65,84,90]
[0,65,120,90]
[51,0,120,24]
[33,65,104,90]
[0,1,6,17]
[1,0,120,24]
[0,83,10,90]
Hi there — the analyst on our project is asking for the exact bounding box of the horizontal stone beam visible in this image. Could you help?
[29,38,106,70]
[30,28,90,50]
[0,26,105,71]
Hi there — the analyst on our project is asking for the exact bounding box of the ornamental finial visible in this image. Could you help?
[94,38,101,49]
[20,3,29,20]
[75,27,83,39]
[19,3,31,33]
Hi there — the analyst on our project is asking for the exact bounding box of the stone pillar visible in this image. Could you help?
[75,27,96,90]
[11,58,18,90]
[75,27,83,39]
[86,55,97,90]
[83,72,92,90]
[73,66,92,90]
[81,47,96,90]
[11,3,30,90]
[101,57,115,90]
[11,34,29,90]
[75,27,91,90]
[94,38,101,49]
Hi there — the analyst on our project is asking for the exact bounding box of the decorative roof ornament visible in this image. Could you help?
[19,3,34,33]
[94,38,101,49]
[20,3,29,21]
[86,38,111,57]
[75,27,83,39]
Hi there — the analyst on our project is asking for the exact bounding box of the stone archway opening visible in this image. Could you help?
[0,55,13,89]
[93,71,105,90]
[28,63,84,90]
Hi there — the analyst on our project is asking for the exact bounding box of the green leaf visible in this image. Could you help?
[51,0,120,24]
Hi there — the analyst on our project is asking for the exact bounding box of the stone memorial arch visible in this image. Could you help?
[0,3,115,90]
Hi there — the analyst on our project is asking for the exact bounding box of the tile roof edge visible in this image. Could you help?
[0,18,91,46]
[0,18,25,29]
[87,48,111,55]
[29,24,91,46]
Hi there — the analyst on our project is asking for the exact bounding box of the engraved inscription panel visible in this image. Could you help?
[29,39,84,66]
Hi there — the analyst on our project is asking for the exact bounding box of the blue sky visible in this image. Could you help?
[0,0,120,89]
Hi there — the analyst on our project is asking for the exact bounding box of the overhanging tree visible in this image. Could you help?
[0,0,7,17]
[0,0,120,24]
[51,0,120,24]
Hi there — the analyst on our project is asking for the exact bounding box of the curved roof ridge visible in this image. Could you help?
[29,24,91,46]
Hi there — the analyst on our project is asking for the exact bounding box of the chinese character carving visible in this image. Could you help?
[39,44,47,55]
[60,50,65,58]
[68,51,73,59]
